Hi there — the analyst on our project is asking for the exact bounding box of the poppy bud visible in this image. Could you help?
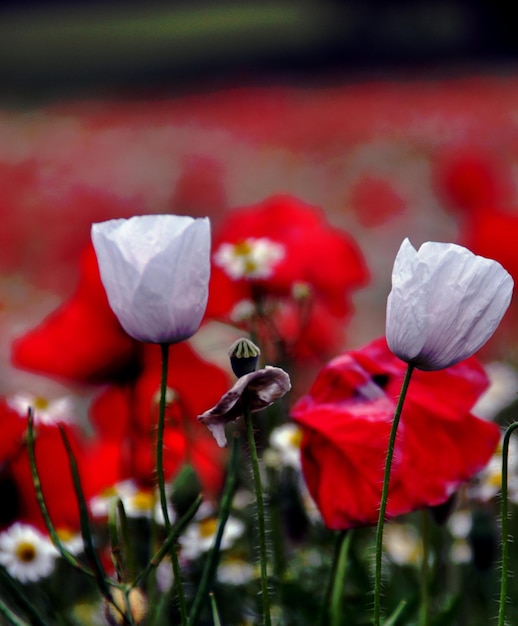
[228,337,261,378]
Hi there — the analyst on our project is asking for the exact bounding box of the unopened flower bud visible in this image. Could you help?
[105,587,147,625]
[228,337,261,378]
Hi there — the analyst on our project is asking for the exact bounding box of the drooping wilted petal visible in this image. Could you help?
[198,366,291,447]
[386,238,513,370]
[91,214,211,344]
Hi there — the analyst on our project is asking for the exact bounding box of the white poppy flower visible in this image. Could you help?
[386,238,513,371]
[0,523,58,583]
[91,214,211,344]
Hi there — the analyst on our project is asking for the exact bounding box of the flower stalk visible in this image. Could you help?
[157,343,172,530]
[497,421,518,626]
[189,431,241,625]
[418,510,430,626]
[156,342,188,626]
[373,363,414,626]
[325,530,353,626]
[26,409,92,577]
[245,399,272,626]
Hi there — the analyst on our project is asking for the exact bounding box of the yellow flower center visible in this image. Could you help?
[487,470,502,489]
[199,518,218,538]
[33,397,49,411]
[15,541,37,563]
[56,528,75,542]
[289,429,303,448]
[131,491,155,512]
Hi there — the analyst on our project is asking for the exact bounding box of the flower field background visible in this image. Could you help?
[1,70,518,625]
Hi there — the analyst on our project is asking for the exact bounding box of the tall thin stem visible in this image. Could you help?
[26,409,92,577]
[322,530,352,626]
[157,342,188,626]
[189,432,241,625]
[157,343,172,530]
[497,421,518,626]
[244,403,272,626]
[418,510,430,626]
[373,364,414,626]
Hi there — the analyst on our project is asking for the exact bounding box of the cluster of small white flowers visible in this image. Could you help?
[214,237,285,280]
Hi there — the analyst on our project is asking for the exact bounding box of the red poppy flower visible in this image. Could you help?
[0,399,93,532]
[433,147,512,215]
[205,195,369,362]
[11,243,141,384]
[349,175,406,227]
[291,337,501,530]
[88,342,231,497]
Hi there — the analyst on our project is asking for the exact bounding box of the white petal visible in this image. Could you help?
[386,238,514,370]
[92,215,211,343]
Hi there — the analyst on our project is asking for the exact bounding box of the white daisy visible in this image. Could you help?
[217,556,255,585]
[472,362,518,420]
[383,523,422,566]
[214,238,285,280]
[230,300,256,323]
[179,516,245,561]
[89,480,175,525]
[0,523,58,583]
[468,436,518,503]
[264,423,302,470]
[56,528,84,556]
[7,393,74,425]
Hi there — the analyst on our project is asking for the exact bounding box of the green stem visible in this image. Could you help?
[108,499,125,582]
[157,343,189,626]
[117,499,136,581]
[209,592,222,626]
[58,426,120,611]
[373,364,414,626]
[245,403,272,626]
[267,466,287,583]
[189,432,241,625]
[0,567,48,626]
[157,343,172,530]
[328,531,353,626]
[26,410,93,577]
[0,600,30,626]
[497,421,518,626]
[418,510,430,626]
[132,494,202,589]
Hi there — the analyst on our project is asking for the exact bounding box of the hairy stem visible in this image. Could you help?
[497,421,518,626]
[373,364,414,626]
[245,403,272,626]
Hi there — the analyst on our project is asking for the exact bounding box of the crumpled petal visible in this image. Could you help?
[198,366,291,447]
[386,238,513,370]
[92,214,211,344]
